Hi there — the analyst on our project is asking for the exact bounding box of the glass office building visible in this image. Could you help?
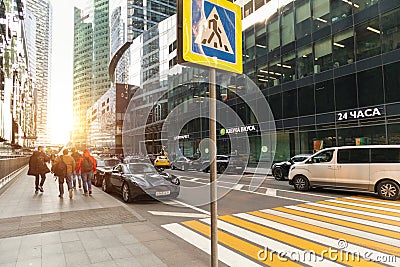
[119,0,400,164]
[239,0,400,161]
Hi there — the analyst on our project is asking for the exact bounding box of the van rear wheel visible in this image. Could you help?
[377,180,400,200]
[293,175,310,191]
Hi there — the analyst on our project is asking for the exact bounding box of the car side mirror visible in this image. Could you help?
[306,159,313,164]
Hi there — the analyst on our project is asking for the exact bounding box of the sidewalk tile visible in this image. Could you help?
[125,243,151,256]
[82,239,104,250]
[114,257,144,267]
[42,253,66,267]
[16,258,41,267]
[17,246,41,261]
[87,247,112,264]
[135,253,167,267]
[62,240,84,253]
[60,231,79,243]
[42,243,63,256]
[106,246,133,259]
[116,234,139,245]
[65,251,91,266]
[41,232,61,245]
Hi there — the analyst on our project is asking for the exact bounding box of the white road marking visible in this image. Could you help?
[326,199,400,214]
[280,205,400,232]
[148,211,210,218]
[345,197,400,207]
[200,218,345,267]
[171,199,211,215]
[179,177,309,203]
[232,184,244,190]
[265,188,277,196]
[261,209,400,247]
[179,175,336,199]
[235,213,399,267]
[306,202,400,221]
[162,223,263,267]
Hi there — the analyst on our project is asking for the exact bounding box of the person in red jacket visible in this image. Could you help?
[76,149,96,196]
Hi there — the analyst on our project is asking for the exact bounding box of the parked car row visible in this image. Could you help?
[171,155,246,174]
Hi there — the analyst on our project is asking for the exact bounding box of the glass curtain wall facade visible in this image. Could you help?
[26,0,52,146]
[72,7,93,147]
[241,0,400,161]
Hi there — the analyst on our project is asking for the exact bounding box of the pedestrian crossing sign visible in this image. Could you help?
[177,0,242,74]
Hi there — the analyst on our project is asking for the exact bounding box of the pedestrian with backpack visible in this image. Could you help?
[76,149,96,196]
[28,146,50,194]
[53,149,75,198]
[71,148,82,189]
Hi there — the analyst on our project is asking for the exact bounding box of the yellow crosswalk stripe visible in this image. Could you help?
[219,215,383,267]
[249,211,400,257]
[318,200,399,217]
[337,198,400,211]
[274,206,396,239]
[182,220,302,267]
[299,203,400,227]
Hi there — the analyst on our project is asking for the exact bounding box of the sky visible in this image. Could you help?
[49,0,74,144]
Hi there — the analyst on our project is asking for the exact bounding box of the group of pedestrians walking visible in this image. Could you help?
[27,146,97,199]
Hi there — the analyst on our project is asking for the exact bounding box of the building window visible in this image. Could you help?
[314,37,332,72]
[384,61,400,103]
[281,52,296,82]
[268,18,279,52]
[255,22,267,57]
[357,67,384,108]
[335,73,357,111]
[298,85,315,116]
[244,0,253,18]
[245,28,255,62]
[353,0,379,14]
[296,45,313,78]
[254,0,264,11]
[295,0,311,39]
[333,28,355,67]
[355,17,381,60]
[330,0,352,23]
[268,93,282,120]
[312,0,330,31]
[315,80,335,113]
[281,10,294,46]
[381,8,400,53]
[283,89,298,118]
[268,57,282,86]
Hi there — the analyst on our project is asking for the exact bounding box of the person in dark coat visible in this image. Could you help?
[28,146,50,193]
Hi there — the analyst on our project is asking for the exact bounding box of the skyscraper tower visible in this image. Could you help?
[72,6,94,147]
[26,0,52,146]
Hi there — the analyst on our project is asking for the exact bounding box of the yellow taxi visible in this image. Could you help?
[153,155,171,168]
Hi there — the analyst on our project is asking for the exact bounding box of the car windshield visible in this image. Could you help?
[292,156,309,162]
[127,163,157,174]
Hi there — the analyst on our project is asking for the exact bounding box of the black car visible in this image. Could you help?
[196,155,246,174]
[271,154,311,181]
[92,158,121,186]
[171,156,194,171]
[101,163,180,202]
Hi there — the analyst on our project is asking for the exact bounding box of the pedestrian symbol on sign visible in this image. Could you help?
[195,7,233,54]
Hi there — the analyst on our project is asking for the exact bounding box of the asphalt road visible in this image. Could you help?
[103,170,400,266]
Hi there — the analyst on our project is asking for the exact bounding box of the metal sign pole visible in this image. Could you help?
[209,67,218,267]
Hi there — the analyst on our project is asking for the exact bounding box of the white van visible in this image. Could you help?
[288,145,400,200]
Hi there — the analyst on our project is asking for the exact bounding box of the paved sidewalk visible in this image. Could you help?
[0,167,208,267]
